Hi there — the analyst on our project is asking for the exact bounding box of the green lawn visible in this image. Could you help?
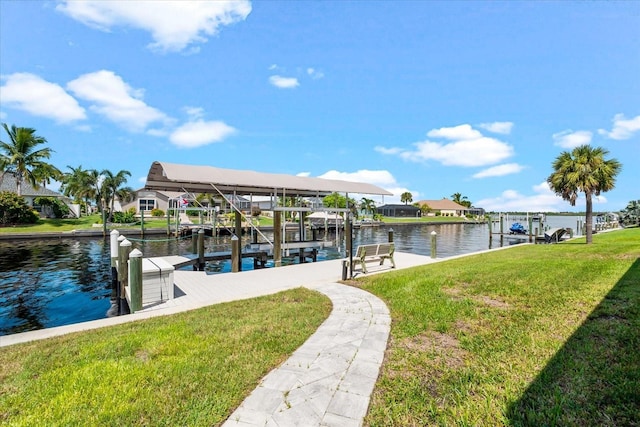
[358,228,640,426]
[1,228,637,426]
[0,289,331,426]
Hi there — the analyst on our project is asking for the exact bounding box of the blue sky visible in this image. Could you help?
[1,1,638,212]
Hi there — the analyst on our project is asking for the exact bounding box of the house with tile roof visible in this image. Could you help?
[417,198,468,217]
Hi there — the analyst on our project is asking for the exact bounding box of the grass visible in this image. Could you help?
[0,214,275,234]
[356,228,640,426]
[1,226,638,426]
[0,288,332,426]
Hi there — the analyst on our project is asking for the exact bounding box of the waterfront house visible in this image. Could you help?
[376,204,421,218]
[417,198,468,217]
[0,172,75,217]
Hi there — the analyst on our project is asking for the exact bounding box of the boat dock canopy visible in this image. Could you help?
[144,161,393,197]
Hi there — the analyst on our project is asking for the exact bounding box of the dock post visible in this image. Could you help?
[388,227,394,243]
[430,231,437,259]
[488,219,492,247]
[118,238,132,315]
[192,229,198,254]
[166,210,171,236]
[129,249,143,313]
[140,211,145,237]
[198,228,205,271]
[273,211,282,267]
[110,230,120,300]
[234,210,242,240]
[528,217,533,243]
[231,235,240,273]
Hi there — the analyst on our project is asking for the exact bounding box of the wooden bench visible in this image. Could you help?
[350,243,396,274]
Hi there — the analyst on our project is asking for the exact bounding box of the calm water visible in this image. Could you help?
[0,216,583,335]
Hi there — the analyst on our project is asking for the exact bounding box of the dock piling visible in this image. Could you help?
[231,235,240,272]
[198,228,205,271]
[430,231,437,259]
[129,249,143,313]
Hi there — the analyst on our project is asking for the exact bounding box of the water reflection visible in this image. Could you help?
[1,217,582,335]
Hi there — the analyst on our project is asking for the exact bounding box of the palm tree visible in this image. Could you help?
[547,144,621,244]
[400,191,413,205]
[101,169,131,222]
[360,197,376,218]
[451,192,472,208]
[620,200,640,227]
[61,166,102,216]
[0,123,57,196]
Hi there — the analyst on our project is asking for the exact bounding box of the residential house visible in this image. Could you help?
[417,198,468,217]
[376,204,421,218]
[0,172,76,217]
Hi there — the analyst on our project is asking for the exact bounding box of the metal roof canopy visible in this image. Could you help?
[144,161,393,198]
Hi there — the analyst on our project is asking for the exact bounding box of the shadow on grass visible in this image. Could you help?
[507,258,640,426]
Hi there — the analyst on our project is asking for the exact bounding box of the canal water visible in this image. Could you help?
[0,216,583,336]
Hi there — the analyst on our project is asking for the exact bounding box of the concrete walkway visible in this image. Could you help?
[223,283,389,427]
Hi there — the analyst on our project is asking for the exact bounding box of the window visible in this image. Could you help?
[139,199,155,211]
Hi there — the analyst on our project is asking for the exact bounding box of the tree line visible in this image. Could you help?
[0,123,133,222]
[1,123,630,243]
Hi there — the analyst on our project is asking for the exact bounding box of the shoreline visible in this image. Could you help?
[0,220,484,240]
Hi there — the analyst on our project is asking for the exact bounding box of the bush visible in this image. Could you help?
[186,209,200,217]
[33,196,70,218]
[151,208,165,217]
[251,206,262,217]
[0,191,39,225]
[112,208,136,224]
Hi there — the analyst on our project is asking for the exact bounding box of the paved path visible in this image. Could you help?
[223,283,389,427]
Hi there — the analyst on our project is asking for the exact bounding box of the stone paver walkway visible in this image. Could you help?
[223,283,389,427]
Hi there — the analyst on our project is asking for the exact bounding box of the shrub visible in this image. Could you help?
[0,191,39,225]
[151,208,165,217]
[112,209,136,224]
[33,196,70,218]
[251,206,262,217]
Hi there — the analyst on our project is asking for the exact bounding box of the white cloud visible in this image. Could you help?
[378,124,514,167]
[374,146,402,155]
[0,72,86,123]
[296,172,311,177]
[476,182,564,212]
[67,70,169,132]
[169,119,236,148]
[0,111,7,120]
[307,68,325,79]
[598,113,640,140]
[479,121,513,134]
[184,106,205,120]
[269,75,299,89]
[319,169,397,186]
[427,124,482,140]
[401,138,513,167]
[56,0,251,53]
[552,130,592,148]
[317,169,417,204]
[472,163,525,178]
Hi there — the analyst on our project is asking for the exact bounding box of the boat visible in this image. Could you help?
[544,228,567,243]
[509,222,527,235]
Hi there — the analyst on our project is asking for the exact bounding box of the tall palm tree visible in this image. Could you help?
[0,123,57,196]
[400,191,413,205]
[61,165,97,216]
[101,169,131,222]
[547,144,621,244]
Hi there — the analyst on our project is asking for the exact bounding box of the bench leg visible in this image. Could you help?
[390,255,396,268]
[360,258,368,274]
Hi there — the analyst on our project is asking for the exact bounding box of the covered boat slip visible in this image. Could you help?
[144,161,392,269]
